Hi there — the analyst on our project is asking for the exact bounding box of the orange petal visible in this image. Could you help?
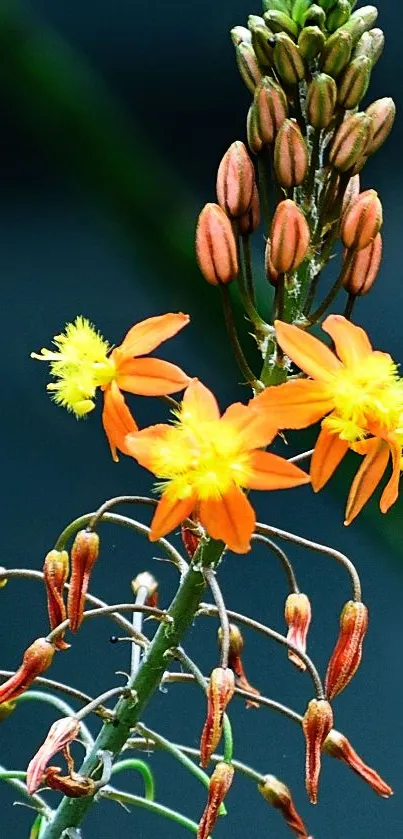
[116,357,190,395]
[199,486,255,554]
[221,401,277,449]
[311,425,349,491]
[322,315,372,367]
[149,494,195,541]
[275,320,342,381]
[125,424,170,471]
[246,451,310,490]
[345,438,389,525]
[118,312,190,357]
[182,379,220,421]
[254,380,334,429]
[102,382,138,462]
[380,434,401,513]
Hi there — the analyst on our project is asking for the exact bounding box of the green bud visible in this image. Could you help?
[365,97,396,155]
[367,28,385,66]
[338,55,372,110]
[349,5,378,29]
[230,26,252,47]
[329,112,374,171]
[264,10,299,39]
[274,33,306,85]
[307,73,337,128]
[235,42,263,94]
[317,0,338,10]
[302,4,326,29]
[263,0,293,13]
[248,16,275,70]
[321,29,352,77]
[340,7,378,44]
[326,0,351,33]
[298,25,326,60]
[291,0,311,26]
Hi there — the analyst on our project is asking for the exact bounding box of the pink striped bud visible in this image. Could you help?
[298,26,325,61]
[273,34,305,86]
[322,29,352,78]
[341,174,360,216]
[270,200,310,274]
[302,698,333,804]
[285,592,312,672]
[342,233,382,296]
[365,97,396,155]
[235,41,263,94]
[259,775,309,838]
[329,112,374,172]
[274,120,309,188]
[216,141,255,219]
[337,55,372,110]
[238,182,260,236]
[323,729,393,798]
[253,78,288,146]
[325,600,368,699]
[306,73,337,129]
[340,189,382,250]
[264,10,298,39]
[196,203,238,286]
[248,16,274,71]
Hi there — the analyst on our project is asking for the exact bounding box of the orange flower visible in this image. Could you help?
[125,380,310,553]
[255,315,403,523]
[32,313,190,461]
[323,729,393,798]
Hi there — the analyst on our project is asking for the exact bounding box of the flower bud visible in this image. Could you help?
[340,189,382,251]
[321,30,352,77]
[67,529,100,632]
[298,26,325,61]
[200,667,235,767]
[248,16,275,70]
[365,97,396,155]
[274,119,308,188]
[238,182,260,235]
[326,0,351,33]
[341,15,373,46]
[329,112,373,171]
[230,26,251,47]
[42,766,96,797]
[285,593,312,672]
[216,141,255,219]
[263,10,298,39]
[337,55,372,110]
[273,34,306,86]
[342,233,382,297]
[43,549,70,650]
[270,200,310,273]
[131,571,159,608]
[302,4,326,29]
[181,517,202,559]
[306,73,337,129]
[219,624,261,709]
[258,774,309,838]
[265,238,280,286]
[341,173,360,216]
[366,28,385,65]
[27,717,80,794]
[323,729,393,798]
[0,638,55,704]
[348,5,378,32]
[247,105,263,155]
[302,698,333,804]
[348,153,368,175]
[317,0,338,9]
[197,762,234,839]
[195,203,238,286]
[253,78,289,146]
[235,41,263,94]
[325,600,368,699]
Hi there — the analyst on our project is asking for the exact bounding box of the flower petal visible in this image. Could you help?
[380,434,401,513]
[116,357,190,395]
[254,380,334,429]
[275,320,342,381]
[311,425,349,491]
[118,313,190,357]
[102,382,138,462]
[182,379,220,421]
[149,494,195,541]
[322,315,372,367]
[345,438,389,525]
[221,401,277,449]
[245,451,310,490]
[199,486,255,554]
[125,424,170,471]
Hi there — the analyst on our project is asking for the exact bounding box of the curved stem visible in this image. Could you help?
[128,736,263,784]
[111,759,155,801]
[75,687,129,723]
[88,496,157,529]
[16,690,93,749]
[0,763,50,817]
[251,534,299,594]
[220,284,262,390]
[46,603,152,648]
[204,569,230,668]
[100,786,200,834]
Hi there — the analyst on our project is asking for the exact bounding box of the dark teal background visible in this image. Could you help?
[0,2,402,837]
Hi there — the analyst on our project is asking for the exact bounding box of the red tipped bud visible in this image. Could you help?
[238,182,260,236]
[302,698,333,804]
[259,774,309,838]
[306,73,337,129]
[197,762,234,839]
[131,571,159,608]
[0,638,55,704]
[298,26,325,61]
[200,667,235,767]
[365,97,396,155]
[325,600,368,700]
[27,717,80,794]
[253,78,289,146]
[329,112,374,172]
[274,120,309,188]
[216,141,255,219]
[196,203,238,286]
[270,200,310,274]
[340,189,382,251]
[219,624,261,709]
[321,30,353,78]
[273,34,305,87]
[235,41,263,94]
[265,238,280,286]
[285,593,312,672]
[263,10,298,39]
[42,766,96,797]
[323,729,393,798]
[342,233,382,297]
[67,529,100,633]
[43,549,70,650]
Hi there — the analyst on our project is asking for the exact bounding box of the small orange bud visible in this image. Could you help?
[238,182,260,236]
[43,549,70,650]
[365,97,396,155]
[329,112,373,172]
[337,55,372,110]
[42,766,96,797]
[235,41,263,94]
[340,189,382,251]
[259,774,309,838]
[265,238,280,286]
[0,638,55,704]
[302,698,333,804]
[197,761,234,839]
[270,200,310,274]
[273,33,305,87]
[306,73,337,129]
[325,600,368,700]
[195,203,238,286]
[200,667,235,768]
[216,141,255,219]
[274,120,309,188]
[67,529,100,633]
[27,717,80,794]
[342,233,382,296]
[285,593,312,672]
[219,624,261,709]
[323,729,393,798]
[253,78,288,146]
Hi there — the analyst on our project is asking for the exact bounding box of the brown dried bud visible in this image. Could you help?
[263,10,298,39]
[302,698,333,804]
[195,203,238,286]
[306,73,337,129]
[43,766,96,797]
[216,141,255,219]
[329,112,373,172]
[0,638,55,704]
[298,26,325,61]
[340,189,382,251]
[274,120,309,188]
[321,29,353,78]
[27,717,80,794]
[200,667,235,767]
[253,78,289,146]
[326,0,351,33]
[285,592,312,672]
[238,182,260,235]
[43,549,70,650]
[342,233,382,296]
[218,624,261,709]
[365,97,396,155]
[67,530,100,633]
[323,729,393,798]
[325,600,368,699]
[270,200,310,274]
[259,774,309,838]
[273,34,305,86]
[337,56,372,110]
[235,41,263,94]
[197,762,234,839]
[265,238,280,286]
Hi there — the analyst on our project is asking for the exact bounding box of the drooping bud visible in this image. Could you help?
[258,774,309,838]
[131,571,159,608]
[43,549,70,650]
[323,729,393,798]
[219,624,261,709]
[0,638,55,704]
[302,698,333,804]
[273,34,306,86]
[342,233,382,297]
[230,26,251,47]
[285,593,312,672]
[27,717,80,794]
[42,766,96,797]
[216,142,255,219]
[321,29,352,78]
[195,203,238,286]
[298,26,325,60]
[180,517,202,559]
[67,529,100,633]
[270,200,310,274]
[341,173,360,216]
[306,73,337,129]
[238,182,260,236]
[365,97,396,156]
[265,238,280,286]
[253,78,289,146]
[325,600,368,699]
[235,41,263,94]
[340,189,382,251]
[274,120,309,188]
[326,0,351,33]
[337,56,372,110]
[329,112,373,171]
[263,10,298,39]
[302,4,326,30]
[197,762,234,839]
[200,667,235,767]
[248,16,275,70]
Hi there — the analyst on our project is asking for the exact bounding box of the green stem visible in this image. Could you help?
[241,234,256,304]
[222,715,233,764]
[111,759,155,801]
[128,737,264,784]
[16,690,93,749]
[220,285,261,390]
[100,787,200,834]
[251,534,299,594]
[0,764,50,817]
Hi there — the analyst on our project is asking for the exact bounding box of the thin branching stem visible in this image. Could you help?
[110,759,155,801]
[88,496,157,529]
[100,786,201,834]
[251,534,299,593]
[204,568,230,668]
[220,284,261,390]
